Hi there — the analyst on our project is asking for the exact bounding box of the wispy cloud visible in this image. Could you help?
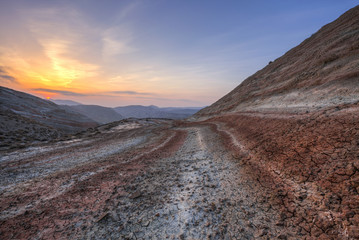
[102,26,136,57]
[101,2,139,57]
[44,39,99,84]
[31,88,157,97]
[32,88,85,96]
[115,1,140,20]
[108,90,155,96]
[132,96,200,104]
[21,6,101,86]
[0,66,17,83]
[0,74,17,83]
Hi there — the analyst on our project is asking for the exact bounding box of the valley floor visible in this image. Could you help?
[1,103,358,239]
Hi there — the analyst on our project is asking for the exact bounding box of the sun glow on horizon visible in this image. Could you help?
[1,0,356,107]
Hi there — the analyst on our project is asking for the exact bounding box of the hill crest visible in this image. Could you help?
[195,5,359,118]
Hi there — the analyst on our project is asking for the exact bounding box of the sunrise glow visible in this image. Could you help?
[0,1,357,107]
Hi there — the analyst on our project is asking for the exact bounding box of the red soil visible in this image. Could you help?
[193,103,359,239]
[0,126,187,239]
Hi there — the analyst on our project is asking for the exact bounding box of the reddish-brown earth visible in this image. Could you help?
[195,103,359,239]
[1,106,358,239]
[186,5,359,239]
[1,5,359,240]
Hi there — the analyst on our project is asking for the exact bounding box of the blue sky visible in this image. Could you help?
[0,0,357,107]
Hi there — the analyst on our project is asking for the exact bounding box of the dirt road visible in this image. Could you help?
[0,119,287,239]
[86,126,287,239]
[2,105,358,239]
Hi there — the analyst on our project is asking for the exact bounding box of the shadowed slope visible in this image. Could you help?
[63,105,124,124]
[0,86,98,132]
[0,86,98,150]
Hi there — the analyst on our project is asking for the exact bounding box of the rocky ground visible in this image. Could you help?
[1,103,358,239]
[2,5,358,240]
[0,109,62,151]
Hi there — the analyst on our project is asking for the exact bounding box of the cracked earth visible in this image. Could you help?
[1,103,359,239]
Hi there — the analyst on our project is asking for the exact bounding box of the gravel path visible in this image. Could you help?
[81,126,284,239]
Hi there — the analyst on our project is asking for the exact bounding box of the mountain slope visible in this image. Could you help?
[64,105,124,124]
[51,99,83,106]
[195,5,359,118]
[189,6,359,239]
[0,86,98,149]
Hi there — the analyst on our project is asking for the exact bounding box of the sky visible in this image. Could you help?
[0,0,357,107]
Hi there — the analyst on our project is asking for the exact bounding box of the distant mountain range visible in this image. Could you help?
[51,100,203,124]
[61,104,124,124]
[113,105,202,120]
[0,86,203,150]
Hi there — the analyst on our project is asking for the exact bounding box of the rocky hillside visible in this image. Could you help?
[0,86,98,150]
[195,5,359,118]
[190,5,359,239]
